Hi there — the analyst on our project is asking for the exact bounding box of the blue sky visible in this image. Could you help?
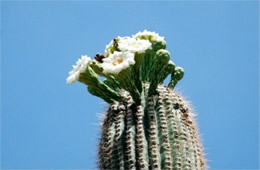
[1,1,259,169]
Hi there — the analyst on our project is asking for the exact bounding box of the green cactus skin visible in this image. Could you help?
[98,84,206,170]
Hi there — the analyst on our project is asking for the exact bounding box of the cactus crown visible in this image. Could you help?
[66,30,184,104]
[67,30,206,170]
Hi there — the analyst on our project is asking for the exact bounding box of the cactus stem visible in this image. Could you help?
[98,86,207,170]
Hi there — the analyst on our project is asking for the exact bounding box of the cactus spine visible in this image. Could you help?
[67,30,206,169]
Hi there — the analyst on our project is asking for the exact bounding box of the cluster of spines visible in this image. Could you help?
[98,85,206,170]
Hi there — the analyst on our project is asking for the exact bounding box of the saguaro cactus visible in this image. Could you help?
[67,30,206,170]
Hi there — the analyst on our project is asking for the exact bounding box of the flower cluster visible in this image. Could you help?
[66,30,182,104]
[102,30,165,74]
[67,30,165,82]
[102,37,151,74]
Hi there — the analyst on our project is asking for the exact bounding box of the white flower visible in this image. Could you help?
[101,51,135,74]
[133,30,165,42]
[118,37,151,53]
[66,55,92,83]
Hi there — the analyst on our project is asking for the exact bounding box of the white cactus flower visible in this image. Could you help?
[133,30,165,42]
[66,55,92,84]
[118,37,151,53]
[101,51,135,74]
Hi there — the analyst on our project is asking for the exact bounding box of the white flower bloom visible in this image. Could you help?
[118,37,151,53]
[66,55,92,84]
[101,51,135,74]
[133,30,165,42]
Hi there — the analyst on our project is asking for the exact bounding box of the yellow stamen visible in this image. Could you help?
[112,58,124,66]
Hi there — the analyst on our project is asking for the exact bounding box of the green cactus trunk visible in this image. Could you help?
[98,84,206,170]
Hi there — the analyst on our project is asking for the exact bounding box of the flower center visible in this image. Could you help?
[131,42,140,48]
[112,58,124,66]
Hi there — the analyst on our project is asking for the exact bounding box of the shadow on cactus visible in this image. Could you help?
[67,30,207,170]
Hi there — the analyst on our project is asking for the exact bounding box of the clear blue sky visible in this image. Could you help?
[1,1,259,169]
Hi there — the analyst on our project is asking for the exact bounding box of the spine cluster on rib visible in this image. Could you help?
[67,30,206,170]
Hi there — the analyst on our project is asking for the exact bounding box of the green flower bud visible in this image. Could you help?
[152,40,166,51]
[155,49,170,65]
[168,66,185,88]
[159,60,176,83]
[174,66,184,81]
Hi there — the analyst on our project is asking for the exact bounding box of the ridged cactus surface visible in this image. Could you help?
[99,85,206,170]
[66,30,206,169]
